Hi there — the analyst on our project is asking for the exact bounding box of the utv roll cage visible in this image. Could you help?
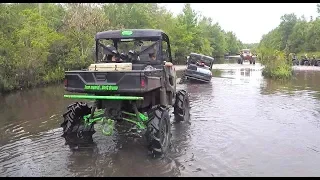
[187,53,215,69]
[95,29,173,64]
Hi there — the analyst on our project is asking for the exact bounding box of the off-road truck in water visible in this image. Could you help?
[238,49,255,64]
[182,53,214,83]
[61,29,191,157]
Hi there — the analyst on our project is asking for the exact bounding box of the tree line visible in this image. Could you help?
[0,3,244,93]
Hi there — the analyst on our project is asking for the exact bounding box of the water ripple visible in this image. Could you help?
[1,67,320,176]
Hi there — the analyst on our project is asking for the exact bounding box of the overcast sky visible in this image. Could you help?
[160,3,319,44]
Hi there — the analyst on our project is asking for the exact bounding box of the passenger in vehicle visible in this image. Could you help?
[111,50,117,62]
[102,54,116,62]
[149,52,173,66]
[149,52,156,61]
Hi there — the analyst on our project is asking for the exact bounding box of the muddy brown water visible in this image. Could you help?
[1,64,320,177]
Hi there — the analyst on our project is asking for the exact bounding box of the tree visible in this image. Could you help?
[279,13,298,50]
[0,3,244,93]
[225,31,241,54]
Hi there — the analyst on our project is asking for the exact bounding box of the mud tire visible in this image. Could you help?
[61,102,95,146]
[292,60,299,66]
[145,105,171,157]
[237,58,243,64]
[173,89,191,122]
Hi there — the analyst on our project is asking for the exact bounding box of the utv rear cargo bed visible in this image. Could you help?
[64,70,163,94]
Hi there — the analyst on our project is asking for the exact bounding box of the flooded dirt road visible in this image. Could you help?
[1,63,320,177]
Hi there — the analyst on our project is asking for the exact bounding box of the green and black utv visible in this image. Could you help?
[61,29,191,157]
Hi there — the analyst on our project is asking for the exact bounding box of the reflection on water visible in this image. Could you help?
[1,65,320,177]
[214,57,237,64]
[261,71,320,99]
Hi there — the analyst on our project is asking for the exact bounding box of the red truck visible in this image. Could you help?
[237,49,256,65]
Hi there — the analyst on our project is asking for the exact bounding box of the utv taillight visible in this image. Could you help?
[141,78,145,87]
[64,79,68,87]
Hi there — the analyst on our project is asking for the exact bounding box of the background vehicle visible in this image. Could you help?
[238,49,255,64]
[61,29,191,157]
[300,55,310,66]
[290,54,320,66]
[183,53,214,83]
[313,57,320,66]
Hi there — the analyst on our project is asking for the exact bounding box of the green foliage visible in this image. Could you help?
[297,51,320,58]
[257,5,320,79]
[243,43,259,54]
[225,31,242,54]
[258,47,293,79]
[211,69,222,77]
[0,3,243,93]
[259,6,320,55]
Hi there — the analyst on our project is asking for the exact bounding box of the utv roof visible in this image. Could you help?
[189,53,214,61]
[95,29,167,40]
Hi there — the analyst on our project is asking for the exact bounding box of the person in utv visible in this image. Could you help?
[149,52,173,67]
[101,45,117,62]
[311,55,317,66]
[109,49,124,63]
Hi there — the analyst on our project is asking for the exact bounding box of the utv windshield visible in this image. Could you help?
[96,38,160,63]
[242,49,250,54]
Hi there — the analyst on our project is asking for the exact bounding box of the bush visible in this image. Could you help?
[258,47,293,79]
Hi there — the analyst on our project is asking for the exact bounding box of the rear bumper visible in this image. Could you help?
[185,75,211,83]
[64,70,162,94]
[64,94,144,100]
[64,87,146,94]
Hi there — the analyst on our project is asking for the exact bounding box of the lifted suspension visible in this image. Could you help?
[82,109,148,136]
[64,94,148,136]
